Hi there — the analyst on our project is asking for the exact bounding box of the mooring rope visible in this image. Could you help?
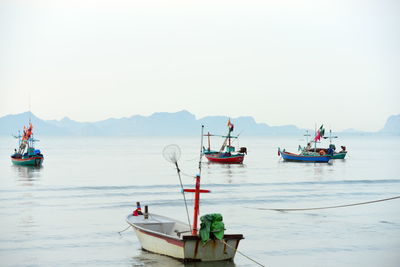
[118,225,131,236]
[221,239,266,267]
[249,195,400,212]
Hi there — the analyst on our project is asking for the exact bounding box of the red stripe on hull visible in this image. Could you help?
[138,228,184,247]
[11,156,43,162]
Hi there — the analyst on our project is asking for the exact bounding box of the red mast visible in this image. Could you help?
[183,174,210,235]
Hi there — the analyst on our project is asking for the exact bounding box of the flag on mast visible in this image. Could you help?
[227,119,234,131]
[314,125,325,142]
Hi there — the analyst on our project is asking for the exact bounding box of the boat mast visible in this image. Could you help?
[219,121,233,152]
[185,125,210,235]
[18,130,21,147]
[204,132,212,151]
[199,126,204,176]
[314,123,317,152]
[208,132,210,151]
[304,130,310,144]
[326,129,338,145]
[184,174,210,235]
[228,127,231,148]
[28,94,32,149]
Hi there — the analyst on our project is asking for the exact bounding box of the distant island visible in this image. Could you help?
[0,111,399,136]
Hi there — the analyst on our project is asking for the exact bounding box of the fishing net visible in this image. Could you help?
[162,144,181,164]
[199,213,225,244]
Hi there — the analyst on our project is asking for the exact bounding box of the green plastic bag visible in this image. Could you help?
[199,213,225,244]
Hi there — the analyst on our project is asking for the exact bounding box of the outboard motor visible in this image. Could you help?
[239,147,247,154]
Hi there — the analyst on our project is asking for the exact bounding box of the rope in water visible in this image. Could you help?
[249,195,400,212]
[118,225,131,235]
[220,239,266,267]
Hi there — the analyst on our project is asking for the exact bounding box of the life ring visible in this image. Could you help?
[319,150,326,156]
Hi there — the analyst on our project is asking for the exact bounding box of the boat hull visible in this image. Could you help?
[205,153,244,164]
[127,214,243,262]
[306,148,347,160]
[281,151,330,163]
[11,156,43,166]
[332,152,347,159]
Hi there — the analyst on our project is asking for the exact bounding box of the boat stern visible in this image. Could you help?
[182,234,244,261]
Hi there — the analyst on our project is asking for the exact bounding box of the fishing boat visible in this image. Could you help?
[10,122,44,166]
[303,129,347,159]
[126,128,244,262]
[331,147,347,159]
[278,125,332,163]
[304,146,347,160]
[278,149,331,163]
[203,120,247,164]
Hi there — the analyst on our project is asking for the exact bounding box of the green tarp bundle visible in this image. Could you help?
[199,213,225,244]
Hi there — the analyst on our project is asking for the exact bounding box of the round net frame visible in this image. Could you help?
[162,144,181,164]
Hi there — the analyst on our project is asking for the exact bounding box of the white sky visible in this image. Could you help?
[1,0,399,131]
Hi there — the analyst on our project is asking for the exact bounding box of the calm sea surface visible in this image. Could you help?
[0,135,399,267]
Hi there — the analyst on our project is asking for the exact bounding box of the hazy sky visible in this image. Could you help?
[1,0,399,131]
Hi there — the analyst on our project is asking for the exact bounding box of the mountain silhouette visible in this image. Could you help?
[1,110,398,136]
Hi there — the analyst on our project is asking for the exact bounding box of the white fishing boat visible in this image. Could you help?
[126,127,244,262]
[126,212,243,261]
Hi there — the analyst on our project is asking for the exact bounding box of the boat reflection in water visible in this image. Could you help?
[12,165,42,182]
[132,249,237,267]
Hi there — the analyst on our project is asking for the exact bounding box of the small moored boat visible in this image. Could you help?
[11,122,44,166]
[279,149,331,163]
[278,124,332,163]
[126,204,243,261]
[203,120,247,164]
[126,128,244,262]
[303,129,348,159]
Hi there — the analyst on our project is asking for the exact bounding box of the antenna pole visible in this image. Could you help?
[199,126,204,176]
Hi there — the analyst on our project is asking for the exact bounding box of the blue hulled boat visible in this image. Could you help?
[278,124,332,163]
[279,150,331,163]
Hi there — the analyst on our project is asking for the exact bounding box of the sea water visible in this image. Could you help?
[0,136,399,267]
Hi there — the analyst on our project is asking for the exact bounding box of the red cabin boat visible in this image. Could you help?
[203,120,247,164]
[204,153,244,164]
